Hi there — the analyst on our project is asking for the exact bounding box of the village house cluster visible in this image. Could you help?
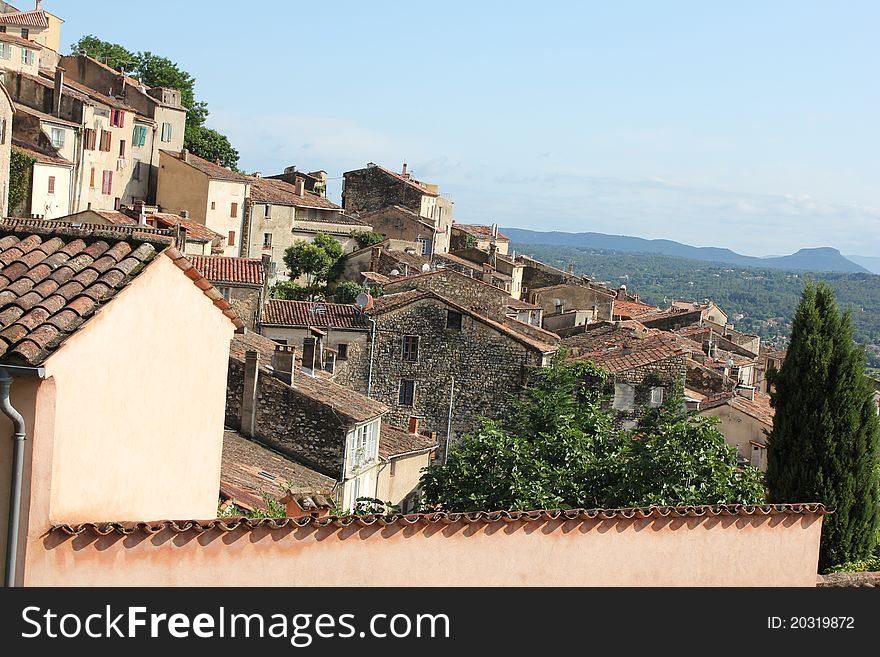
[0,2,834,588]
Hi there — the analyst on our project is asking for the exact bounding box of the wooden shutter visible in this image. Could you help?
[47,176,55,194]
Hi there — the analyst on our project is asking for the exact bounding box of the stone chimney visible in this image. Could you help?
[181,148,189,164]
[294,177,305,197]
[482,264,494,284]
[272,344,295,385]
[253,172,262,178]
[401,162,408,178]
[36,0,42,11]
[370,245,382,272]
[180,210,189,219]
[53,67,65,117]
[323,350,336,375]
[301,337,317,375]
[280,492,332,520]
[241,350,259,438]
[408,416,420,435]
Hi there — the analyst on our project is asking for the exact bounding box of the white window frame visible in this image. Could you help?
[160,122,172,143]
[0,44,11,60]
[50,127,65,149]
[650,386,664,407]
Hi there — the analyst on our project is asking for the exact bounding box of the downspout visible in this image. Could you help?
[444,376,455,463]
[0,366,41,588]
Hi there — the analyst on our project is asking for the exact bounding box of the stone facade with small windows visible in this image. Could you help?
[331,291,556,454]
[605,353,688,428]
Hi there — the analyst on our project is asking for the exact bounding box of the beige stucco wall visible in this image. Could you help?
[39,253,235,523]
[206,179,247,256]
[701,404,769,470]
[157,150,209,222]
[29,162,71,219]
[376,452,430,508]
[24,511,823,586]
[0,41,41,75]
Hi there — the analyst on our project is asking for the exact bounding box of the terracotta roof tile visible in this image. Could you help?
[0,31,43,48]
[189,255,265,287]
[0,220,243,365]
[248,177,343,211]
[11,139,72,167]
[379,423,437,460]
[352,164,439,197]
[452,223,511,241]
[613,299,660,318]
[0,9,49,28]
[263,299,368,329]
[49,504,828,536]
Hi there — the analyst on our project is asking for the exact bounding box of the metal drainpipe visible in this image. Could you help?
[1,369,26,588]
[366,316,377,398]
[444,376,455,463]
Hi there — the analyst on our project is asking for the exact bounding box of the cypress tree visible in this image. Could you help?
[766,281,880,569]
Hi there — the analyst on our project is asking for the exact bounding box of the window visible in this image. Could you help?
[446,310,462,331]
[210,201,216,210]
[650,387,664,407]
[132,124,147,147]
[118,139,126,157]
[0,118,5,145]
[47,176,55,195]
[101,170,113,195]
[612,383,635,411]
[230,202,238,218]
[264,204,271,217]
[48,127,64,149]
[89,167,96,189]
[336,343,349,360]
[132,160,141,181]
[217,287,231,302]
[398,379,415,406]
[84,128,97,150]
[228,231,236,247]
[110,109,125,128]
[402,335,419,362]
[21,48,33,65]
[0,44,10,60]
[262,232,272,249]
[20,28,28,39]
[417,238,430,255]
[99,130,112,152]
[0,26,5,33]
[160,122,172,142]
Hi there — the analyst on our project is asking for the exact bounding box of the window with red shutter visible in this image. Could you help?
[230,202,238,218]
[102,170,113,195]
[228,231,236,247]
[47,176,55,194]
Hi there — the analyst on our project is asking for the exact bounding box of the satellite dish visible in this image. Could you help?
[421,263,431,272]
[726,358,735,368]
[390,268,400,276]
[355,293,371,309]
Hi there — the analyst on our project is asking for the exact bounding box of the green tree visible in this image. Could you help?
[766,281,880,569]
[334,281,368,304]
[420,358,764,512]
[350,230,385,250]
[70,35,136,72]
[269,281,323,301]
[8,149,35,214]
[183,125,240,170]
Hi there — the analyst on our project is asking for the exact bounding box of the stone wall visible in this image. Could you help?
[228,285,262,330]
[259,326,370,384]
[333,297,546,451]
[530,283,615,322]
[640,310,703,331]
[605,353,688,427]
[226,358,347,478]
[342,167,426,215]
[385,270,510,321]
[687,359,733,395]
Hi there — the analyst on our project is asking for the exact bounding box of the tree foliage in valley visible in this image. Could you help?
[765,282,880,570]
[270,234,346,301]
[419,357,765,512]
[70,36,239,169]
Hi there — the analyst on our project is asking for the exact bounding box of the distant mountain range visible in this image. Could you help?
[501,228,871,274]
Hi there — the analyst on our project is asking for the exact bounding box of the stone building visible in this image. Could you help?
[258,299,370,382]
[529,281,616,325]
[0,80,12,216]
[331,289,557,453]
[243,174,369,285]
[384,268,512,322]
[697,388,774,470]
[267,165,328,196]
[227,331,389,510]
[355,205,438,257]
[438,246,525,300]
[342,162,453,255]
[189,255,269,331]
[451,223,511,255]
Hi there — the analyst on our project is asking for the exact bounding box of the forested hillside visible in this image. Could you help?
[515,244,880,368]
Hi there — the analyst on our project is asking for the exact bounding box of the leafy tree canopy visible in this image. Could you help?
[420,357,764,512]
[350,230,385,250]
[334,281,369,304]
[766,281,880,569]
[184,125,240,170]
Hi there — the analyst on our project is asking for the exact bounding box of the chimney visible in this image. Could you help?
[240,350,259,438]
[253,172,262,178]
[280,493,332,520]
[370,245,382,272]
[180,210,189,219]
[567,264,575,275]
[482,264,493,284]
[272,344,295,385]
[401,162,408,178]
[408,416,420,435]
[36,0,42,11]
[181,148,189,164]
[53,67,65,117]
[294,177,305,196]
[323,350,336,375]
[301,337,317,375]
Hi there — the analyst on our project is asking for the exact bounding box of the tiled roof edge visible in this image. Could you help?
[164,249,245,330]
[50,503,827,536]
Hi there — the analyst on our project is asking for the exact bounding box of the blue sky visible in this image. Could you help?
[59,0,880,257]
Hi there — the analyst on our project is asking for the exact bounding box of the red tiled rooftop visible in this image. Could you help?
[163,149,250,183]
[0,9,48,28]
[379,423,437,460]
[452,224,511,241]
[572,333,687,373]
[190,255,265,287]
[0,31,43,48]
[262,299,368,329]
[248,176,343,211]
[0,220,243,365]
[613,299,660,318]
[11,139,71,167]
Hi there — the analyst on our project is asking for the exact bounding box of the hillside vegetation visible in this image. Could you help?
[515,244,880,368]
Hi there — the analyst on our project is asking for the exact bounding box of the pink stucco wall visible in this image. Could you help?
[26,509,824,587]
